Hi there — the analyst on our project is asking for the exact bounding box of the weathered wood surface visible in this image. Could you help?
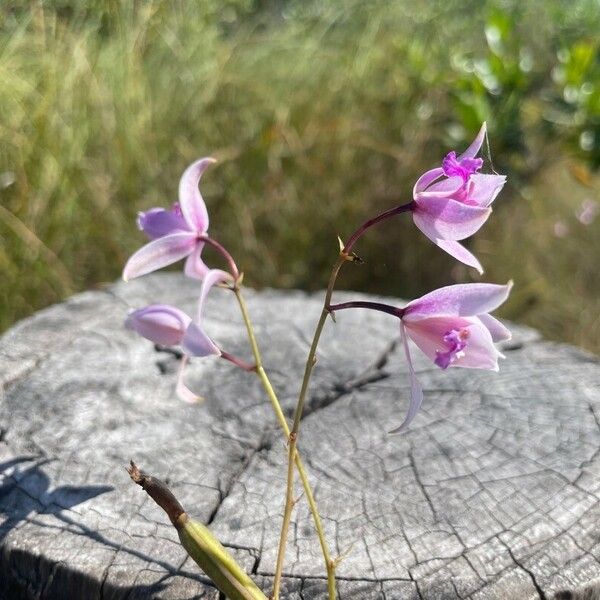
[1,274,600,599]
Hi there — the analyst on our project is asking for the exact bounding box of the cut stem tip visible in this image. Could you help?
[127,461,186,526]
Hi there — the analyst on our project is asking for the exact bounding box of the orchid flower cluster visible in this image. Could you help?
[123,123,511,598]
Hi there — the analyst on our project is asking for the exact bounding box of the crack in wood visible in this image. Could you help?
[498,537,547,600]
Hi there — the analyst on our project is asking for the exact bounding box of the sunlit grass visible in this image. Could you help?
[0,0,598,352]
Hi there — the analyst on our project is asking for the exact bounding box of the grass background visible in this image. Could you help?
[1,0,599,351]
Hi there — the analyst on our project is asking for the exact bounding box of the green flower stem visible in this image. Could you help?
[232,287,337,600]
[274,255,346,599]
[272,434,296,599]
[275,206,414,594]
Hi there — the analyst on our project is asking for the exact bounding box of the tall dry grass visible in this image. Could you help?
[0,1,598,350]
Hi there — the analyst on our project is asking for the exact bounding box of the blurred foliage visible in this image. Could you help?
[0,0,599,353]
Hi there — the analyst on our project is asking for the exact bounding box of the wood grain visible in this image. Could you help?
[1,274,599,599]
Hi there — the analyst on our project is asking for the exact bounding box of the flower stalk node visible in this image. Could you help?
[332,541,356,568]
[340,250,362,263]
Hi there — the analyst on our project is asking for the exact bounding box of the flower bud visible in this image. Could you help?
[125,304,191,346]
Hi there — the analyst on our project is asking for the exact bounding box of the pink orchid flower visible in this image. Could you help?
[396,281,512,432]
[411,123,506,274]
[125,269,232,401]
[123,158,216,282]
[328,281,512,433]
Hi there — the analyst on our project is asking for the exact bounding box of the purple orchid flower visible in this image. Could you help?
[123,158,217,282]
[328,281,512,433]
[125,269,233,402]
[411,123,506,274]
[398,281,512,432]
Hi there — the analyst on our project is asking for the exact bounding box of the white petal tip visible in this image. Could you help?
[180,394,205,404]
[176,379,205,403]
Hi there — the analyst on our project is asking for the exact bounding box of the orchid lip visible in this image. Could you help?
[434,328,470,369]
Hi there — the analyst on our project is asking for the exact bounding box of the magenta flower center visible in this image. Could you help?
[434,327,470,369]
[442,151,483,182]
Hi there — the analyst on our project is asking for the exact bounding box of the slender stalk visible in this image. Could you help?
[220,351,257,372]
[273,256,345,599]
[343,200,414,254]
[232,287,336,599]
[328,300,402,318]
[200,234,240,280]
[276,202,414,597]
[272,433,296,599]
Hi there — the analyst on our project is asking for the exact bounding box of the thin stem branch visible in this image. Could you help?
[220,351,257,372]
[273,432,296,598]
[275,256,346,599]
[343,200,414,255]
[232,287,336,599]
[199,234,240,280]
[276,202,414,597]
[328,300,402,318]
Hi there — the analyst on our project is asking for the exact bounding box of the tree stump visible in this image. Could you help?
[1,274,599,599]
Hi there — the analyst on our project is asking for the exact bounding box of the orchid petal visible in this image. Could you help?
[415,175,464,199]
[389,325,424,434]
[179,157,215,232]
[452,319,501,370]
[123,232,197,281]
[413,167,444,196]
[404,281,513,320]
[412,197,492,241]
[434,239,484,274]
[125,304,191,345]
[181,322,220,357]
[478,313,512,342]
[181,268,232,357]
[176,355,204,403]
[459,122,486,160]
[197,269,234,323]
[468,174,506,207]
[184,241,210,280]
[137,207,189,240]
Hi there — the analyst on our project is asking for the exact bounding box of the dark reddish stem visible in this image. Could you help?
[127,461,185,526]
[328,300,403,318]
[343,200,415,255]
[198,235,240,281]
[220,351,257,372]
